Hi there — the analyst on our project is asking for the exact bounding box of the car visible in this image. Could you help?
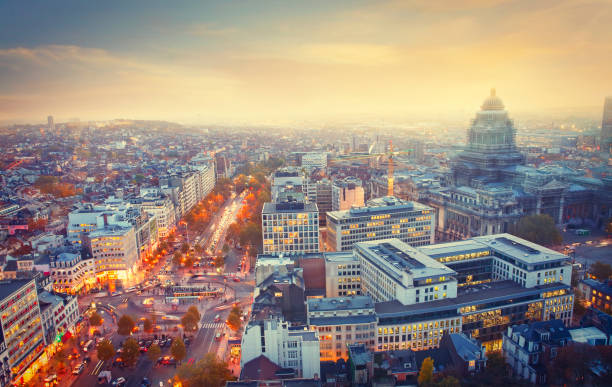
[112,377,126,387]
[141,378,152,387]
[232,277,240,282]
[72,363,85,375]
[83,356,91,364]
[140,346,148,353]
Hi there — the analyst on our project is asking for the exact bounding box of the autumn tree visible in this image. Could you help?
[143,318,153,334]
[147,343,161,362]
[227,305,242,332]
[181,309,200,332]
[173,251,183,266]
[418,357,434,386]
[181,243,190,254]
[89,311,103,327]
[171,337,187,363]
[97,339,115,362]
[122,338,140,367]
[176,353,234,387]
[589,261,612,281]
[214,255,225,269]
[117,314,135,336]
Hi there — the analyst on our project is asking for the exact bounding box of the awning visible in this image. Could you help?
[61,331,72,343]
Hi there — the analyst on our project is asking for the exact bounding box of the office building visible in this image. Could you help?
[602,97,612,153]
[0,279,45,384]
[88,225,140,288]
[307,296,377,361]
[241,317,320,379]
[47,115,54,132]
[262,192,319,254]
[324,252,361,297]
[38,291,80,347]
[301,152,327,171]
[355,239,458,305]
[579,278,612,313]
[332,177,364,211]
[326,196,435,252]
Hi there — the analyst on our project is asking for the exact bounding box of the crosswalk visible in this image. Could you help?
[200,322,225,329]
[91,360,103,375]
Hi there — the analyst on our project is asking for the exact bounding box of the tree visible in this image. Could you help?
[147,343,161,362]
[184,255,194,268]
[547,342,597,385]
[54,348,67,369]
[478,351,511,385]
[214,255,225,269]
[436,376,460,387]
[173,251,183,266]
[117,314,135,336]
[589,261,612,281]
[510,214,562,246]
[222,244,230,253]
[171,337,187,363]
[176,353,234,387]
[418,357,434,386]
[143,318,153,334]
[122,337,140,367]
[181,310,199,332]
[187,306,201,321]
[194,244,203,254]
[89,311,103,327]
[181,243,190,254]
[97,339,115,362]
[227,305,242,332]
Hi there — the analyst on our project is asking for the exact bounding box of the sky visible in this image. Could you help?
[0,0,611,125]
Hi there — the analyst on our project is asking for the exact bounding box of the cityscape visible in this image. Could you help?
[1,1,612,387]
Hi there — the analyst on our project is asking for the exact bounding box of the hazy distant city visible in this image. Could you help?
[1,1,612,387]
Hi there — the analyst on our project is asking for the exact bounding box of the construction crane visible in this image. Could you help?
[327,140,413,197]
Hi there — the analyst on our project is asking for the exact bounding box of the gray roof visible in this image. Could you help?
[309,314,377,326]
[0,279,34,302]
[307,296,374,312]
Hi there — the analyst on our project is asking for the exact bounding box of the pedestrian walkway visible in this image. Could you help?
[200,322,226,329]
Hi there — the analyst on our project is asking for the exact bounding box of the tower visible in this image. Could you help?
[47,115,55,132]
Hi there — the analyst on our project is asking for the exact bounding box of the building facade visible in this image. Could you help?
[49,252,96,295]
[326,196,435,252]
[332,177,365,211]
[324,252,362,297]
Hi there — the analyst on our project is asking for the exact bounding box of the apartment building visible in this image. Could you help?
[326,196,435,252]
[324,252,361,297]
[49,252,96,295]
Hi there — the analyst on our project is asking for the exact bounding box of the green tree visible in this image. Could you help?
[589,261,612,280]
[227,305,242,332]
[143,318,153,334]
[96,339,115,362]
[147,343,161,362]
[175,353,234,387]
[171,337,187,363]
[89,311,103,327]
[122,337,140,367]
[418,357,434,386]
[510,214,562,246]
[479,351,511,385]
[117,314,135,336]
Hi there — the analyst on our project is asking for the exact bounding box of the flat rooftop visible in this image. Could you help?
[356,239,455,280]
[375,280,569,316]
[0,279,34,302]
[308,296,374,312]
[327,196,432,220]
[418,239,491,259]
[474,233,568,265]
[262,201,318,214]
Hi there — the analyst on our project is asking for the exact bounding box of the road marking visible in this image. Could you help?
[200,322,226,329]
[91,360,103,375]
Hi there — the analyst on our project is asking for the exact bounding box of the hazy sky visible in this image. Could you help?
[1,0,610,125]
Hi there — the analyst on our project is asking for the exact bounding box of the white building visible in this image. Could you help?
[135,189,177,239]
[262,192,320,254]
[355,238,457,305]
[324,252,361,297]
[241,317,320,378]
[89,225,140,287]
[326,196,435,252]
[307,296,376,361]
[301,152,327,171]
[332,177,364,211]
[38,291,80,345]
[50,252,96,295]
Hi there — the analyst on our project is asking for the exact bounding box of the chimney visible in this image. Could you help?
[103,213,108,227]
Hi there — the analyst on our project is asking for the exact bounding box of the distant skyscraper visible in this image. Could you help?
[47,115,55,132]
[601,97,612,153]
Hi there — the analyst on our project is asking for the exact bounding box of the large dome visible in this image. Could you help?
[481,88,505,111]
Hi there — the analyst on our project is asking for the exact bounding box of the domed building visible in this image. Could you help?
[452,89,525,187]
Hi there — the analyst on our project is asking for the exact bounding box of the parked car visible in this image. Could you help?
[72,363,85,375]
[112,377,126,387]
